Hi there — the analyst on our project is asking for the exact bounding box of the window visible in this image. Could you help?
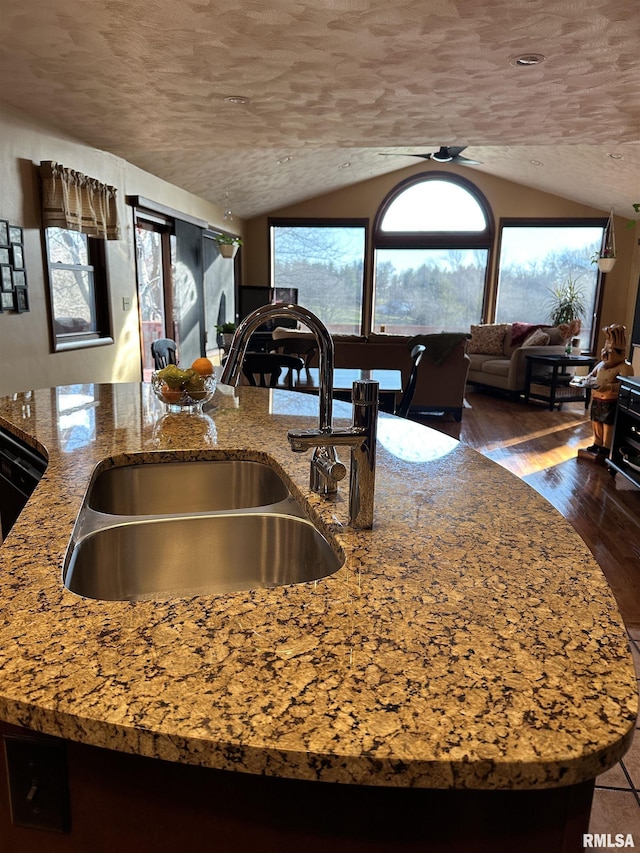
[379,179,488,232]
[495,222,605,352]
[134,219,176,375]
[375,248,489,334]
[373,174,493,335]
[271,221,366,334]
[45,227,112,350]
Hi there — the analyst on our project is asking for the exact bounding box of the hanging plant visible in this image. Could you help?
[626,202,640,229]
[591,209,616,272]
[214,234,243,258]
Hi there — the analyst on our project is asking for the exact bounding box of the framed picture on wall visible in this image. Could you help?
[8,225,22,245]
[0,221,8,248]
[0,264,12,291]
[0,248,10,266]
[11,243,23,269]
[1,291,14,311]
[14,287,29,313]
[12,269,26,288]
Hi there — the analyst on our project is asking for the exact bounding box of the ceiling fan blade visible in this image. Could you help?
[378,152,433,160]
[454,155,482,166]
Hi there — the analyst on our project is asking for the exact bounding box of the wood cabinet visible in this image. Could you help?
[0,722,594,853]
[607,376,640,488]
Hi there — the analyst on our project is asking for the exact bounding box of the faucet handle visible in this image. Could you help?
[352,379,380,406]
[312,447,347,490]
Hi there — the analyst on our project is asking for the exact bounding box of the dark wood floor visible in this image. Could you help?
[412,389,640,631]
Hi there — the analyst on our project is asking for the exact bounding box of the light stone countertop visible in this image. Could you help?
[0,382,636,790]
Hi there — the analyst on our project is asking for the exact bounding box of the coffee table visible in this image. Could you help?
[524,354,597,411]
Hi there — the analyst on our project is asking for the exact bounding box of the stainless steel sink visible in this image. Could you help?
[88,459,290,515]
[63,513,343,601]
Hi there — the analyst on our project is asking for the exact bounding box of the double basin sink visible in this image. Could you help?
[63,455,343,602]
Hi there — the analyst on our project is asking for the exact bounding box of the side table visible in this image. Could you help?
[524,354,597,411]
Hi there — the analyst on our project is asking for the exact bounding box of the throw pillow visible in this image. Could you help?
[544,325,565,345]
[468,324,508,356]
[522,329,550,347]
[511,322,551,347]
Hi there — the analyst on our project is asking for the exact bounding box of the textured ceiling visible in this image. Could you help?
[1,0,639,219]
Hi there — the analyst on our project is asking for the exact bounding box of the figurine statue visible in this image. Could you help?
[578,324,634,461]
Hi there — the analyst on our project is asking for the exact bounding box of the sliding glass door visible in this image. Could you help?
[134,219,175,376]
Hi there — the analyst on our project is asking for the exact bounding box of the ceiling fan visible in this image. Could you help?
[380,146,481,165]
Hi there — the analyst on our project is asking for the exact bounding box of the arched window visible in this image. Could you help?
[373,173,493,335]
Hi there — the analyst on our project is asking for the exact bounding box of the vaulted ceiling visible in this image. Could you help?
[1,0,639,220]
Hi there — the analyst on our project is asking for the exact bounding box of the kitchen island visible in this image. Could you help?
[0,382,636,852]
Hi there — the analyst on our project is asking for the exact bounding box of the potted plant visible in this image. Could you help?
[546,274,585,352]
[214,234,242,259]
[591,246,616,273]
[591,209,616,272]
[215,321,236,349]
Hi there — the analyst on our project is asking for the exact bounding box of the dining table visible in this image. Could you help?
[293,367,403,413]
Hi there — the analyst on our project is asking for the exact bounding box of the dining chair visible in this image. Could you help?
[242,353,305,389]
[395,344,426,418]
[151,338,178,370]
[269,336,318,370]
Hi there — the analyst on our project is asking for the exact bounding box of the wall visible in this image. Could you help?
[0,106,245,397]
[244,161,639,355]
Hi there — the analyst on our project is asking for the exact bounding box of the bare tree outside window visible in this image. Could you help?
[374,249,488,334]
[44,226,111,349]
[47,228,96,332]
[495,226,604,350]
[373,176,492,334]
[272,224,365,334]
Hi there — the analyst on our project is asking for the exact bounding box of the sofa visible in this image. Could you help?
[466,323,567,396]
[271,328,471,419]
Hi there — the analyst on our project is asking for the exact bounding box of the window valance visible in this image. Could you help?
[40,161,120,240]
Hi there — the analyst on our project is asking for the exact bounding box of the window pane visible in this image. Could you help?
[381,181,487,232]
[272,225,365,334]
[44,227,110,348]
[135,225,167,372]
[495,226,603,348]
[50,268,96,333]
[374,249,487,334]
[47,227,89,265]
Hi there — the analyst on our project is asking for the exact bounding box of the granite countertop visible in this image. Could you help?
[0,382,636,790]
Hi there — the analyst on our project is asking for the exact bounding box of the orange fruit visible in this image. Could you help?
[191,357,214,376]
[161,383,182,404]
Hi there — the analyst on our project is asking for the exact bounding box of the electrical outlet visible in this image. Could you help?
[4,734,70,832]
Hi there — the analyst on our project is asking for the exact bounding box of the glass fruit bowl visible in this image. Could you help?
[151,368,216,413]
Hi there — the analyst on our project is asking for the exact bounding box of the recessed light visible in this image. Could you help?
[338,162,351,170]
[277,156,293,164]
[530,159,544,166]
[223,96,251,105]
[510,54,546,67]
[608,152,624,160]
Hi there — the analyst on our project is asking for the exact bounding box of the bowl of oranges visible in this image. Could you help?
[151,357,216,412]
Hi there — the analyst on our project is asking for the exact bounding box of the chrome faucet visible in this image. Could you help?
[219,303,378,528]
